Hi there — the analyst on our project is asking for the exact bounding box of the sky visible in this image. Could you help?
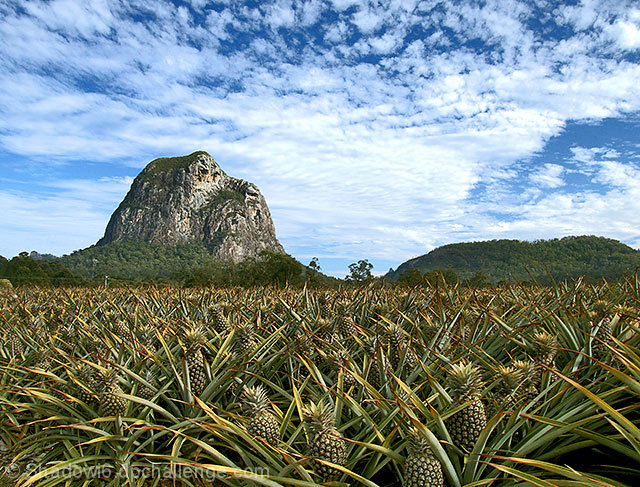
[1,0,639,277]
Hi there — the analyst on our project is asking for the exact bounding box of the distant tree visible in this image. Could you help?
[259,251,303,286]
[397,268,424,286]
[424,269,459,286]
[308,257,320,271]
[347,259,373,284]
[466,271,489,288]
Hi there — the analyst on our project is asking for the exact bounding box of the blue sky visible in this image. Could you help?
[1,0,639,277]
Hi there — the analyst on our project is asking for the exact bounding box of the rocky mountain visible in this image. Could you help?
[386,236,640,284]
[97,151,284,262]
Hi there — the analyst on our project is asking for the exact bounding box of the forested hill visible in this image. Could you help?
[386,236,640,284]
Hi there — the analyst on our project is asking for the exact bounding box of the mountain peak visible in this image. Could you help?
[137,151,221,185]
[97,151,284,262]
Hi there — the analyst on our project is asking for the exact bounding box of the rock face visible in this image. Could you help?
[97,151,284,262]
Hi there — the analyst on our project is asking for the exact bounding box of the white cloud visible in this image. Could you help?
[300,0,325,26]
[0,0,640,271]
[324,21,349,43]
[352,6,382,34]
[0,176,132,258]
[530,163,565,188]
[329,0,362,11]
[607,19,640,49]
[369,31,403,54]
[265,0,296,29]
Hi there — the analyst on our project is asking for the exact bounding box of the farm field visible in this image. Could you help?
[1,279,639,486]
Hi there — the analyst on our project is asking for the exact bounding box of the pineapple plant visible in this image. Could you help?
[55,325,76,354]
[486,364,519,418]
[446,361,487,452]
[592,299,611,321]
[4,277,639,486]
[461,324,471,344]
[97,369,127,417]
[404,428,444,487]
[333,351,356,388]
[137,329,158,356]
[591,318,613,362]
[313,318,333,348]
[242,385,280,446]
[389,324,418,371]
[228,376,245,400]
[294,330,314,356]
[109,315,130,340]
[183,327,208,396]
[389,323,405,370]
[371,303,391,320]
[365,336,388,389]
[32,349,53,371]
[303,401,348,481]
[85,336,109,358]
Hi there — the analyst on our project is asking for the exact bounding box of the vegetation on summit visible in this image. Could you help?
[137,150,212,186]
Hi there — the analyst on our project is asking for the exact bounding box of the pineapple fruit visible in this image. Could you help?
[303,401,348,481]
[5,333,25,358]
[183,327,208,396]
[365,336,388,389]
[112,319,130,340]
[512,359,538,404]
[531,331,558,386]
[389,323,419,371]
[319,296,332,319]
[333,351,356,389]
[71,363,99,405]
[242,385,280,446]
[404,428,444,487]
[137,369,158,401]
[591,318,612,362]
[335,313,357,338]
[233,322,257,356]
[97,369,127,417]
[446,362,487,452]
[485,365,519,418]
[208,304,231,336]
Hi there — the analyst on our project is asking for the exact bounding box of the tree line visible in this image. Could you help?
[4,236,639,288]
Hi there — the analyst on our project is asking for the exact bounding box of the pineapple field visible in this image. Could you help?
[1,277,639,486]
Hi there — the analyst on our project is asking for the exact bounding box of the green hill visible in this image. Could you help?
[386,236,640,284]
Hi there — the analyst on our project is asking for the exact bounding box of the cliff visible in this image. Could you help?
[97,151,284,262]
